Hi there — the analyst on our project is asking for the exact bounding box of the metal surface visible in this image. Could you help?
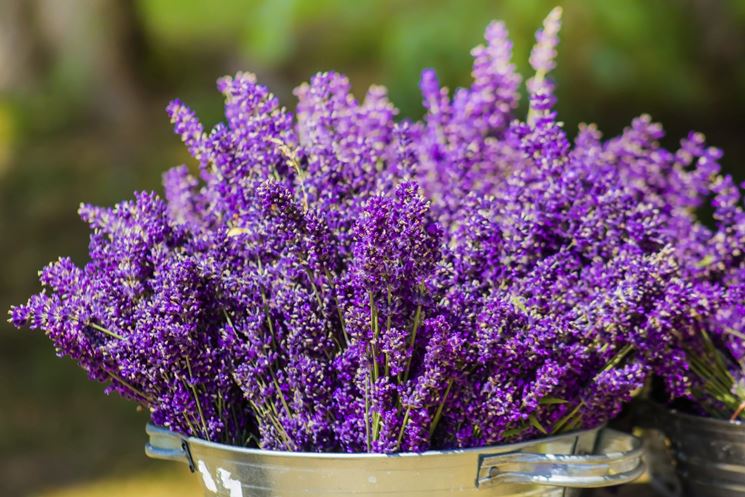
[643,403,745,497]
[146,424,643,497]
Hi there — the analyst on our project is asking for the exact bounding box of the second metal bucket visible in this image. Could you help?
[642,403,745,497]
[145,424,643,497]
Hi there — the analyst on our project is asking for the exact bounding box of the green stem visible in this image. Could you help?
[185,357,210,441]
[222,309,239,338]
[396,406,411,450]
[552,401,583,434]
[270,371,292,418]
[368,292,383,441]
[384,287,392,377]
[600,344,633,373]
[182,413,198,437]
[325,269,349,346]
[107,371,153,403]
[89,322,124,340]
[364,378,372,452]
[369,292,380,382]
[430,380,453,438]
[403,303,423,383]
[249,376,296,449]
[248,397,295,450]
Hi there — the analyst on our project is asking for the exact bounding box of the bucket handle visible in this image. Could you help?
[476,428,644,489]
[145,423,195,472]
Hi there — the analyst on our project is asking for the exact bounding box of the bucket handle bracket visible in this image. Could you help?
[145,423,196,472]
[476,428,644,489]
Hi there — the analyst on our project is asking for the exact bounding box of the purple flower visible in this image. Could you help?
[352,182,441,290]
[417,18,521,224]
[10,8,738,452]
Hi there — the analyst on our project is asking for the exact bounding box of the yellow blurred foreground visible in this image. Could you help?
[31,467,201,497]
[29,468,655,497]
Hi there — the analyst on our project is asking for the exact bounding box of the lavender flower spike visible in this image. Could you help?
[527,6,562,123]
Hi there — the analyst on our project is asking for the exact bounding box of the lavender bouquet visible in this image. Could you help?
[599,117,745,420]
[8,8,715,453]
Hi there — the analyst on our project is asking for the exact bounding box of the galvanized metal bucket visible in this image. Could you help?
[641,402,745,497]
[145,424,644,497]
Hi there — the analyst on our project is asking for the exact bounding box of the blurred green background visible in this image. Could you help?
[0,1,743,495]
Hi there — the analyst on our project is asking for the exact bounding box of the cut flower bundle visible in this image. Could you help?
[10,8,745,454]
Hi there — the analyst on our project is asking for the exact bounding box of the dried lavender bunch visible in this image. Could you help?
[8,8,718,452]
[413,10,700,447]
[415,8,745,424]
[598,117,745,419]
[8,193,250,443]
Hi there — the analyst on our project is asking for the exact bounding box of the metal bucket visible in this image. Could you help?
[641,403,745,497]
[145,424,644,497]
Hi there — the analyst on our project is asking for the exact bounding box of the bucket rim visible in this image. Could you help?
[147,422,603,460]
[652,401,745,429]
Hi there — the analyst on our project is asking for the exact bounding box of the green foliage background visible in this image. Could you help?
[0,1,742,495]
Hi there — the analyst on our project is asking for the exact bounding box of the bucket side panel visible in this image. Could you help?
[665,410,745,497]
[188,437,584,496]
